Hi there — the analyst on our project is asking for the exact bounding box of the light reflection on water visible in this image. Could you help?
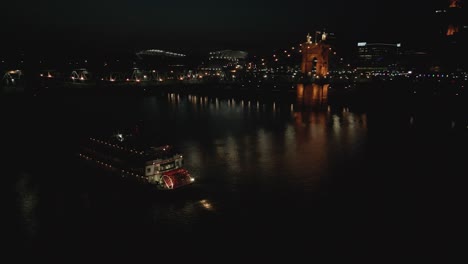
[18,83,463,258]
[16,173,38,239]
[6,82,467,259]
[15,84,369,222]
[161,84,369,197]
[118,85,369,231]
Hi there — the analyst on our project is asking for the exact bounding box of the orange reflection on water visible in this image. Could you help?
[297,83,329,109]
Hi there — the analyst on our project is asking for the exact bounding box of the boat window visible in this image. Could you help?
[160,162,175,171]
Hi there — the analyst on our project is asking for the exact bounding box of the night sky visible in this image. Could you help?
[3,1,445,54]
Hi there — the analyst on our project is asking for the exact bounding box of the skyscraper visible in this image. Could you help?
[355,42,402,71]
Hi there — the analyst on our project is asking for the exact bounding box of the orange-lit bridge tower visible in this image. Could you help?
[301,32,330,78]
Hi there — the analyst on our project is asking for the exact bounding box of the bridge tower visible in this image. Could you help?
[301,32,331,78]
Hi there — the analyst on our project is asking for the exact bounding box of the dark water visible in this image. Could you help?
[3,85,467,262]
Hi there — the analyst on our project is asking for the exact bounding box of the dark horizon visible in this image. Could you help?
[2,1,454,56]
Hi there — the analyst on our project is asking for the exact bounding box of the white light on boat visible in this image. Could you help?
[190,178,195,182]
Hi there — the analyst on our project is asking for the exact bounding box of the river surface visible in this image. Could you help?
[3,84,467,262]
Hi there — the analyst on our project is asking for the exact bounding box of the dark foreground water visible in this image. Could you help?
[3,85,467,262]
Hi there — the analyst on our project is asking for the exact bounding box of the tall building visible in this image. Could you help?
[435,0,467,38]
[435,0,468,71]
[441,0,465,36]
[356,42,402,71]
